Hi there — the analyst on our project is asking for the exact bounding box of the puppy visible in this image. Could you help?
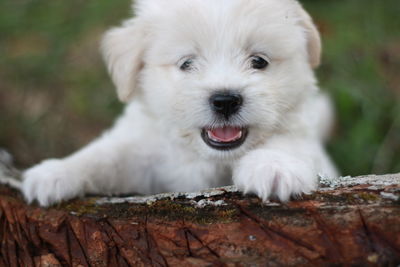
[22,0,338,207]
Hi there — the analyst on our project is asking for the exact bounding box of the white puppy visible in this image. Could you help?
[22,0,338,207]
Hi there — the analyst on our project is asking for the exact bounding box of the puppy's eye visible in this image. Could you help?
[250,55,269,70]
[180,59,194,71]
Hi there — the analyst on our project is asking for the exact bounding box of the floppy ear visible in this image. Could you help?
[101,19,147,102]
[293,1,322,69]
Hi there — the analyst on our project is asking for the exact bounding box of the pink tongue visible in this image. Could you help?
[209,127,242,142]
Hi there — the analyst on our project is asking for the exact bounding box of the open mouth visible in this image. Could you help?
[201,126,248,150]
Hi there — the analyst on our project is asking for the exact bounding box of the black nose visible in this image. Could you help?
[210,93,243,119]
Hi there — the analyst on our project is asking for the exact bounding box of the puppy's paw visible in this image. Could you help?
[233,149,317,202]
[22,159,84,207]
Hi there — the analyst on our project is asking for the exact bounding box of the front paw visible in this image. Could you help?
[22,159,84,206]
[233,150,317,202]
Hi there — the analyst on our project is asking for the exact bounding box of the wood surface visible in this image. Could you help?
[0,171,399,266]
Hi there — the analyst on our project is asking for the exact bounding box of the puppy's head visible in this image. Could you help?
[102,0,321,158]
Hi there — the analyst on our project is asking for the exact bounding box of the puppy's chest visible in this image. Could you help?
[149,153,232,193]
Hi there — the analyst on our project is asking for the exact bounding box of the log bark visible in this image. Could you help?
[0,156,399,266]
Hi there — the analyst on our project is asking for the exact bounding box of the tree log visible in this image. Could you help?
[0,155,399,266]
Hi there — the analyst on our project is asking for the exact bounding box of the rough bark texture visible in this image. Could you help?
[0,171,399,266]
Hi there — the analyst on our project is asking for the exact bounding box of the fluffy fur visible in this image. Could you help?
[22,0,338,206]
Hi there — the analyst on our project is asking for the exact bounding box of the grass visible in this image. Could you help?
[0,0,399,176]
[303,0,400,175]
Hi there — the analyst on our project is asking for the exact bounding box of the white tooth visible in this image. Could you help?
[207,130,219,142]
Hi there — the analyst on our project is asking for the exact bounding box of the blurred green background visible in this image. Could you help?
[0,0,399,176]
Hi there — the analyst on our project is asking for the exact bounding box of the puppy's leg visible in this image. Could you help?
[233,136,337,202]
[20,103,160,208]
[22,131,128,206]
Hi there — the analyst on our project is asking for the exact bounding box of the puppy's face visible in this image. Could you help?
[102,0,321,159]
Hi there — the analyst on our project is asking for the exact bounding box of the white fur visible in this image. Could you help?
[22,0,338,207]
